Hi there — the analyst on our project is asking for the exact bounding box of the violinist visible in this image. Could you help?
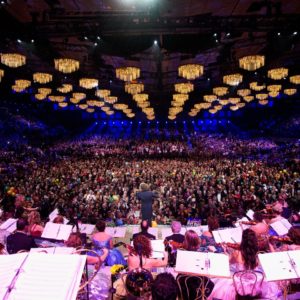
[268,203,285,224]
[165,221,184,244]
[249,212,270,251]
[270,227,300,251]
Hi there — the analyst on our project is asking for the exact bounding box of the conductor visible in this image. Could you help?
[137,183,155,225]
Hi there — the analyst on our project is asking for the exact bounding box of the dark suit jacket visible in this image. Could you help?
[132,231,156,241]
[7,231,37,254]
[137,190,155,223]
[165,233,185,243]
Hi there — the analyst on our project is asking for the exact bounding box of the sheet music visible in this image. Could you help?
[105,227,126,238]
[48,209,69,225]
[151,240,165,259]
[246,209,255,220]
[30,247,75,255]
[0,253,28,299]
[175,250,230,278]
[212,227,242,244]
[0,218,17,233]
[72,224,95,235]
[9,253,86,300]
[258,251,300,281]
[42,223,72,240]
[270,219,292,236]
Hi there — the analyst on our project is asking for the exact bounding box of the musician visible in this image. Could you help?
[137,183,155,225]
[127,235,168,271]
[28,211,44,237]
[132,220,155,240]
[165,221,184,244]
[269,203,285,224]
[182,229,201,251]
[249,212,270,251]
[7,218,37,254]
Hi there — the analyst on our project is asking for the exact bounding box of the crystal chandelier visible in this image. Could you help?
[86,100,99,106]
[49,95,65,102]
[269,91,279,97]
[106,110,114,115]
[203,95,217,102]
[268,68,288,80]
[250,82,265,91]
[174,82,194,94]
[178,64,204,80]
[133,93,149,102]
[256,93,268,100]
[123,108,132,114]
[237,89,251,97]
[267,85,281,92]
[12,85,25,93]
[1,53,26,68]
[93,101,105,107]
[86,108,95,113]
[243,95,254,102]
[199,103,211,109]
[33,73,52,84]
[79,78,98,89]
[57,84,73,93]
[171,101,184,107]
[230,105,240,111]
[125,83,144,95]
[70,98,81,104]
[104,96,118,104]
[213,87,228,96]
[237,103,245,108]
[259,100,268,105]
[290,75,300,84]
[214,104,222,111]
[0,69,4,81]
[229,97,240,104]
[116,67,140,82]
[239,55,265,71]
[168,115,176,120]
[54,58,79,73]
[38,88,52,95]
[58,102,68,108]
[173,94,189,102]
[35,94,47,100]
[223,73,243,86]
[219,99,229,105]
[15,79,31,89]
[96,89,110,98]
[101,106,110,112]
[114,103,128,110]
[79,104,88,110]
[284,88,297,96]
[127,113,135,118]
[72,93,86,100]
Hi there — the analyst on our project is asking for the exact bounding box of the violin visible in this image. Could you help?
[217,242,240,250]
[164,239,183,251]
[239,221,257,226]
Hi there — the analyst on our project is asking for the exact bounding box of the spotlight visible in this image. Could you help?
[226,33,230,37]
[207,78,210,81]
[293,31,298,35]
[139,121,141,124]
[213,33,217,37]
[192,121,194,124]
[130,121,133,124]
[154,40,158,45]
[165,121,167,124]
[121,121,124,124]
[156,121,159,124]
[112,122,115,125]
[84,36,88,40]
[148,121,150,124]
[31,39,34,43]
[104,121,107,125]
[17,39,22,43]
[97,36,101,40]
[94,42,98,46]
[215,39,219,43]
[277,32,281,36]
[95,122,98,125]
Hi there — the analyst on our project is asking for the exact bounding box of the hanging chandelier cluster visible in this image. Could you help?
[12,79,31,93]
[1,53,26,68]
[96,89,111,98]
[125,83,144,95]
[203,95,217,103]
[79,78,98,89]
[239,55,265,71]
[268,68,288,80]
[237,89,251,97]
[178,64,204,80]
[104,96,118,104]
[250,82,265,91]
[213,87,228,96]
[174,82,194,94]
[54,58,79,73]
[33,72,52,84]
[57,84,73,93]
[116,67,140,82]
[284,88,297,96]
[290,75,300,84]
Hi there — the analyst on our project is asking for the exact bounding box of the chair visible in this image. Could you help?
[176,274,214,300]
[233,270,264,300]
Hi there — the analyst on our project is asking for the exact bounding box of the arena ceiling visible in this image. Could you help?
[0,0,300,121]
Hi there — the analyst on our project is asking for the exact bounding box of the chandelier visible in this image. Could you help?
[86,108,95,113]
[174,83,194,94]
[33,73,52,84]
[96,89,110,98]
[58,102,68,108]
[123,108,132,114]
[1,53,26,68]
[209,108,218,114]
[237,89,251,97]
[213,87,228,96]
[104,96,118,104]
[243,95,254,102]
[168,115,177,120]
[200,103,211,109]
[86,100,99,106]
[93,101,105,107]
[54,58,79,73]
[290,75,300,84]
[70,98,81,104]
[125,83,144,95]
[79,78,98,89]
[267,85,281,92]
[239,55,265,71]
[268,67,288,80]
[127,113,135,118]
[57,84,73,93]
[12,85,25,93]
[35,94,47,100]
[223,73,243,86]
[219,99,229,105]
[169,107,183,115]
[214,104,222,111]
[79,104,88,110]
[15,79,31,89]
[250,82,265,91]
[230,105,240,111]
[256,93,268,100]
[114,103,128,110]
[284,88,297,96]
[101,106,110,112]
[38,88,51,95]
[178,64,204,80]
[171,101,184,107]
[0,69,4,81]
[138,102,150,108]
[116,67,140,82]
[133,93,149,102]
[143,107,155,115]
[72,93,86,101]
[259,100,268,105]
[49,95,65,102]
[146,115,155,120]
[106,110,114,115]
[269,91,279,97]
[173,94,189,102]
[203,95,217,102]
[229,97,240,104]
[237,102,245,108]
